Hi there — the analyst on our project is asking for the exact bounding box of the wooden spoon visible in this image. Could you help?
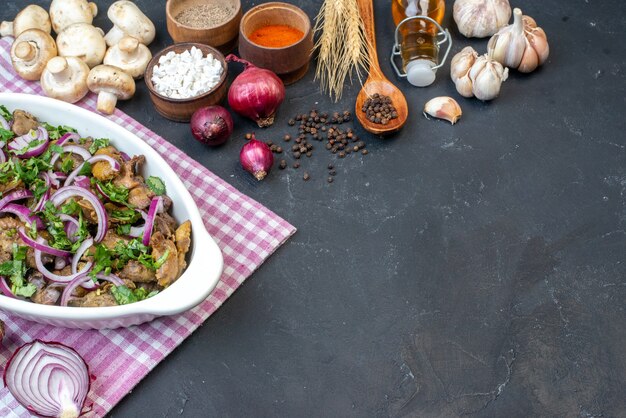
[355,0,408,136]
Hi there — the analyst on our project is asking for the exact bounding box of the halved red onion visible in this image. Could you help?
[71,237,93,275]
[4,340,90,418]
[142,197,163,245]
[8,126,49,158]
[18,227,71,258]
[50,186,107,242]
[0,189,33,209]
[0,276,17,298]
[56,132,80,146]
[1,204,45,230]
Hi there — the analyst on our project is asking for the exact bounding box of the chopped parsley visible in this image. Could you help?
[90,238,159,278]
[0,245,36,298]
[40,201,87,251]
[110,208,141,224]
[88,138,110,154]
[42,122,76,141]
[146,176,166,196]
[0,105,12,122]
[0,127,13,142]
[93,179,130,206]
[111,285,159,305]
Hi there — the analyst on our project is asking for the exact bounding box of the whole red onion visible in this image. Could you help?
[226,55,285,128]
[240,135,274,181]
[190,105,234,146]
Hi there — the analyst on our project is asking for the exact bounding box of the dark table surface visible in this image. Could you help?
[3,0,626,416]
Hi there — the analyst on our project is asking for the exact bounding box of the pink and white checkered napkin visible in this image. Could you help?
[0,38,296,417]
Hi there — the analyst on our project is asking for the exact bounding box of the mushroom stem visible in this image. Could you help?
[96,91,118,115]
[119,37,139,57]
[103,25,125,47]
[0,21,13,37]
[14,42,36,61]
[47,56,71,81]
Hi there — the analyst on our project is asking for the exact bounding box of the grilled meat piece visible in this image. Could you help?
[150,232,179,287]
[113,155,144,190]
[175,221,191,277]
[127,185,153,209]
[11,109,38,136]
[119,260,156,283]
[154,213,176,238]
[101,230,130,250]
[68,291,118,307]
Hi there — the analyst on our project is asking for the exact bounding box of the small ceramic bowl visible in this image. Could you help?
[166,0,242,53]
[144,43,228,122]
[238,2,313,85]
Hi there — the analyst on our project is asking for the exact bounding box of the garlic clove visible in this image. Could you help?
[423,97,462,125]
[450,46,478,81]
[472,60,508,101]
[528,28,549,64]
[517,42,539,73]
[455,75,475,98]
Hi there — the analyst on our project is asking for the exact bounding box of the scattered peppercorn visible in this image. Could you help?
[284,134,291,142]
[288,119,295,126]
[245,133,253,140]
[327,176,334,183]
[293,162,300,168]
[279,159,287,169]
[303,172,310,181]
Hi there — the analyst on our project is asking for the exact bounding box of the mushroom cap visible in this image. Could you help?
[40,56,90,103]
[11,5,51,37]
[87,65,136,99]
[103,36,152,79]
[105,1,155,46]
[56,23,106,68]
[10,29,57,81]
[49,0,97,34]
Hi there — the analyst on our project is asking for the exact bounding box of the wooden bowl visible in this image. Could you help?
[238,2,313,85]
[144,43,228,122]
[166,0,242,54]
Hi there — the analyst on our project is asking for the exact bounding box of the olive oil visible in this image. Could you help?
[392,0,446,86]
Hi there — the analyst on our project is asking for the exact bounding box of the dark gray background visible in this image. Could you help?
[3,0,626,416]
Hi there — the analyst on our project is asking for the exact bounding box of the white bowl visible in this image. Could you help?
[0,93,224,329]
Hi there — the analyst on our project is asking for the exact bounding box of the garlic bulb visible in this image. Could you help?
[423,97,462,125]
[450,46,508,101]
[488,8,549,73]
[453,0,511,38]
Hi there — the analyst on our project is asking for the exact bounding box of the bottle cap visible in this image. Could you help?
[406,59,437,87]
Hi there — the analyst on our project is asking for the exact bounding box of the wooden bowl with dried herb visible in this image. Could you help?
[166,0,242,54]
[238,2,313,85]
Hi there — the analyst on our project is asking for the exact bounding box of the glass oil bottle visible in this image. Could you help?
[390,0,452,87]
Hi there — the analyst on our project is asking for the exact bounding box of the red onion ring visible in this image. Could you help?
[1,203,45,230]
[3,340,90,418]
[0,116,9,130]
[49,186,108,242]
[71,237,93,275]
[18,227,71,258]
[60,273,124,306]
[54,256,68,270]
[64,155,120,187]
[0,189,33,210]
[73,176,91,189]
[8,127,49,158]
[50,145,92,168]
[34,240,93,283]
[129,211,148,238]
[142,197,163,245]
[0,276,17,298]
[59,214,80,242]
[0,149,5,164]
[56,132,81,146]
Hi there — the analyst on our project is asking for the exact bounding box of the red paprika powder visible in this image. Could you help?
[248,25,304,48]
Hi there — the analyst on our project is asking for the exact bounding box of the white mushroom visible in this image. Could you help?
[56,23,106,68]
[103,36,152,79]
[0,5,51,38]
[40,56,90,103]
[87,65,136,115]
[49,0,98,34]
[104,1,155,47]
[10,29,57,81]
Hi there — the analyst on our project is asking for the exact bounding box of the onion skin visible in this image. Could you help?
[226,55,285,128]
[190,106,233,146]
[240,136,274,181]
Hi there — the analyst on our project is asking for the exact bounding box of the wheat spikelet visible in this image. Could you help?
[314,0,368,102]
